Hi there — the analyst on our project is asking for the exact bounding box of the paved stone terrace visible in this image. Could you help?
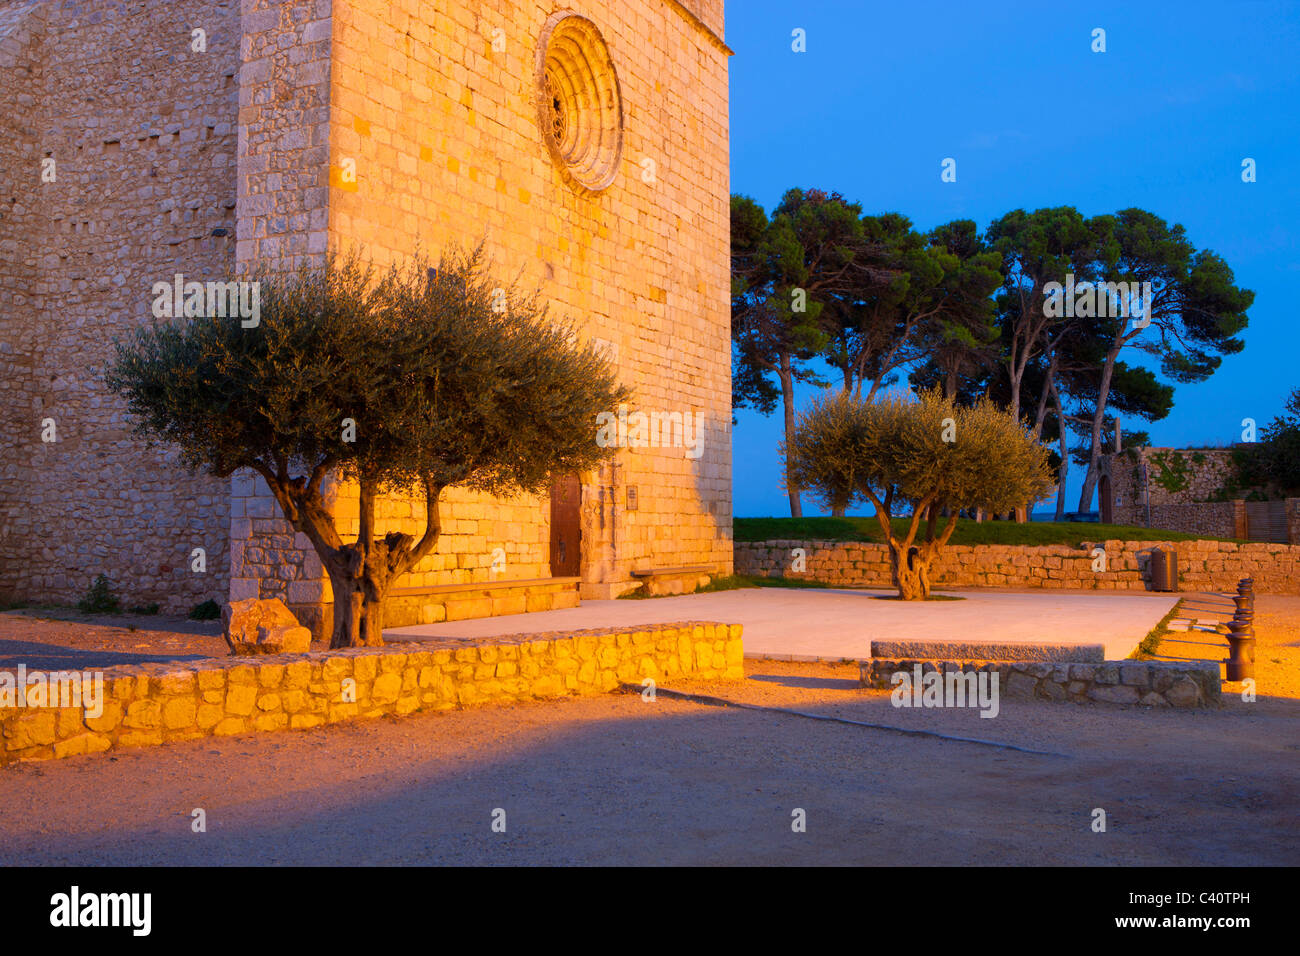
[388,587,1181,661]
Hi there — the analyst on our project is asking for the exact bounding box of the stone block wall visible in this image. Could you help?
[225,0,334,627]
[0,620,745,765]
[0,4,47,603]
[737,539,1300,593]
[2,0,735,629]
[860,658,1222,708]
[312,0,735,598]
[0,0,236,612]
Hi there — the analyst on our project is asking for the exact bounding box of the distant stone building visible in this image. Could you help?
[1100,446,1298,544]
[0,0,734,636]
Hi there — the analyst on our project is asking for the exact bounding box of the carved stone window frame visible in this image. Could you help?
[535,11,624,192]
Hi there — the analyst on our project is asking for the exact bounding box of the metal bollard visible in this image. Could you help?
[1224,578,1257,680]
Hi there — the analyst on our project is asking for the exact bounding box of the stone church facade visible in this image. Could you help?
[0,0,733,635]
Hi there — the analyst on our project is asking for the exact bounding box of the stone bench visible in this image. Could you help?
[870,640,1106,663]
[630,565,714,597]
[384,576,580,626]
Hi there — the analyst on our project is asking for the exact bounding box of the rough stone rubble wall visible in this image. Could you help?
[0,621,744,765]
[0,4,48,601]
[0,0,236,612]
[1136,502,1244,539]
[737,539,1300,593]
[1102,448,1280,539]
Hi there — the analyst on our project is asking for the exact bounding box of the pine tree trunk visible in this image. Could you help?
[1052,379,1069,521]
[1078,345,1120,512]
[779,353,802,518]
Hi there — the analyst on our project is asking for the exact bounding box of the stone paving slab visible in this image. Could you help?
[1167,618,1226,633]
[869,640,1105,662]
[388,587,1180,661]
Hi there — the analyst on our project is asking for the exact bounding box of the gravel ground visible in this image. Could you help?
[0,608,229,673]
[1,597,1295,866]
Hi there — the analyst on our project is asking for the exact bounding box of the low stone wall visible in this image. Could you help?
[861,658,1222,708]
[0,621,744,766]
[737,539,1300,593]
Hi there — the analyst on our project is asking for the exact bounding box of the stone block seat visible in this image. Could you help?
[384,576,581,627]
[630,565,714,597]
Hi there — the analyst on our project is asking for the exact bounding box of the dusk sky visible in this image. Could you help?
[726,0,1299,517]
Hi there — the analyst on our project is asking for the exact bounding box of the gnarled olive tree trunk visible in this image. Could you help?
[870,496,958,601]
[322,530,408,648]
[888,541,934,600]
[259,464,444,649]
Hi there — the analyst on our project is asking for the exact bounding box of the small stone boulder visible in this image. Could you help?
[222,598,312,656]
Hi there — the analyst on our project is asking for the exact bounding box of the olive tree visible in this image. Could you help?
[784,389,1053,599]
[107,246,629,647]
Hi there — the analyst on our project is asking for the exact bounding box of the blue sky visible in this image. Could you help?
[725,0,1299,517]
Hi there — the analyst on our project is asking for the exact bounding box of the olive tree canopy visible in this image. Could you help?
[784,389,1053,598]
[107,246,629,646]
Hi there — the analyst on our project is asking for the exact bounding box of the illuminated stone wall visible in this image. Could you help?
[0,620,744,765]
[0,0,733,630]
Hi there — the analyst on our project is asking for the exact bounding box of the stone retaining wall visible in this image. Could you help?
[861,658,1222,708]
[737,539,1300,593]
[0,621,744,766]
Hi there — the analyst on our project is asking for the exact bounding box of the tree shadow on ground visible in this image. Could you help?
[0,639,212,671]
[747,672,861,690]
[2,689,1297,867]
[2,609,222,636]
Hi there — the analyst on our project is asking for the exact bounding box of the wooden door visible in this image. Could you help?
[549,474,582,577]
[1245,500,1288,543]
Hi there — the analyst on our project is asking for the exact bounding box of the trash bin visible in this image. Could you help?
[1150,547,1178,592]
